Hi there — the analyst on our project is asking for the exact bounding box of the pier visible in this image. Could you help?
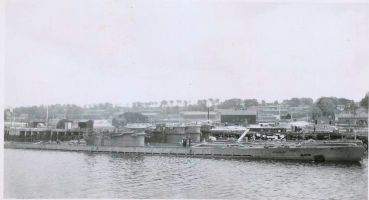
[4,127,85,142]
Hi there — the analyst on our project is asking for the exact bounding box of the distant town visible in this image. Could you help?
[4,93,368,163]
[4,94,368,127]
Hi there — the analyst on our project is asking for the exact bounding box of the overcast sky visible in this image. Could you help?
[4,0,369,107]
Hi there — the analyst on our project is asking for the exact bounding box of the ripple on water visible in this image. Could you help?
[4,149,368,199]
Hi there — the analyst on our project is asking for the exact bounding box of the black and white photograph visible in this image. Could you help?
[1,0,368,199]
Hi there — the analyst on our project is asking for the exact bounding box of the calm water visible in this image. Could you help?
[4,149,368,199]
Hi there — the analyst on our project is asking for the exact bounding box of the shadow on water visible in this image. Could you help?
[83,151,145,161]
[231,157,367,168]
[110,152,145,160]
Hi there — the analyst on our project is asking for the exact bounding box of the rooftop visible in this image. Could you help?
[219,109,257,116]
[337,113,368,119]
[180,111,217,115]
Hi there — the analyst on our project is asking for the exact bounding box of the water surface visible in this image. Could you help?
[4,149,368,199]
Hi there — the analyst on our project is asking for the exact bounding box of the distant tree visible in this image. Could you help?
[300,98,314,106]
[112,112,148,128]
[360,93,368,111]
[4,109,9,121]
[310,105,323,120]
[273,100,279,105]
[218,98,243,109]
[183,100,188,108]
[282,97,313,107]
[160,100,168,108]
[103,102,113,109]
[208,98,214,107]
[176,100,182,106]
[197,99,208,110]
[112,117,127,128]
[56,119,73,129]
[282,98,300,107]
[261,100,266,106]
[132,102,144,109]
[337,98,352,106]
[184,99,207,111]
[315,97,337,119]
[347,101,358,114]
[243,99,259,108]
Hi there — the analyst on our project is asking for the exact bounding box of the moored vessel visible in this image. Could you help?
[192,129,366,162]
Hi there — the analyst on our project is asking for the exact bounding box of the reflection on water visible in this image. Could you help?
[4,149,368,199]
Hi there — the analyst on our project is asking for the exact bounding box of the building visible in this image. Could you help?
[336,113,368,128]
[141,112,160,122]
[92,119,114,129]
[256,105,288,122]
[219,109,257,125]
[179,111,219,122]
[256,105,311,122]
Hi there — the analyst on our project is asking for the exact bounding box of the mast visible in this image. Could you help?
[207,100,210,124]
[207,107,210,123]
[10,107,13,127]
[46,105,49,127]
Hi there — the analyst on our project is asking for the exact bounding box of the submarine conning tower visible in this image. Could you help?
[164,124,186,144]
[185,125,201,143]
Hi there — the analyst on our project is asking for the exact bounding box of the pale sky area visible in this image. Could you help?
[4,0,369,107]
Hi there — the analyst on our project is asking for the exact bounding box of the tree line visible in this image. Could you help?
[4,93,368,122]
